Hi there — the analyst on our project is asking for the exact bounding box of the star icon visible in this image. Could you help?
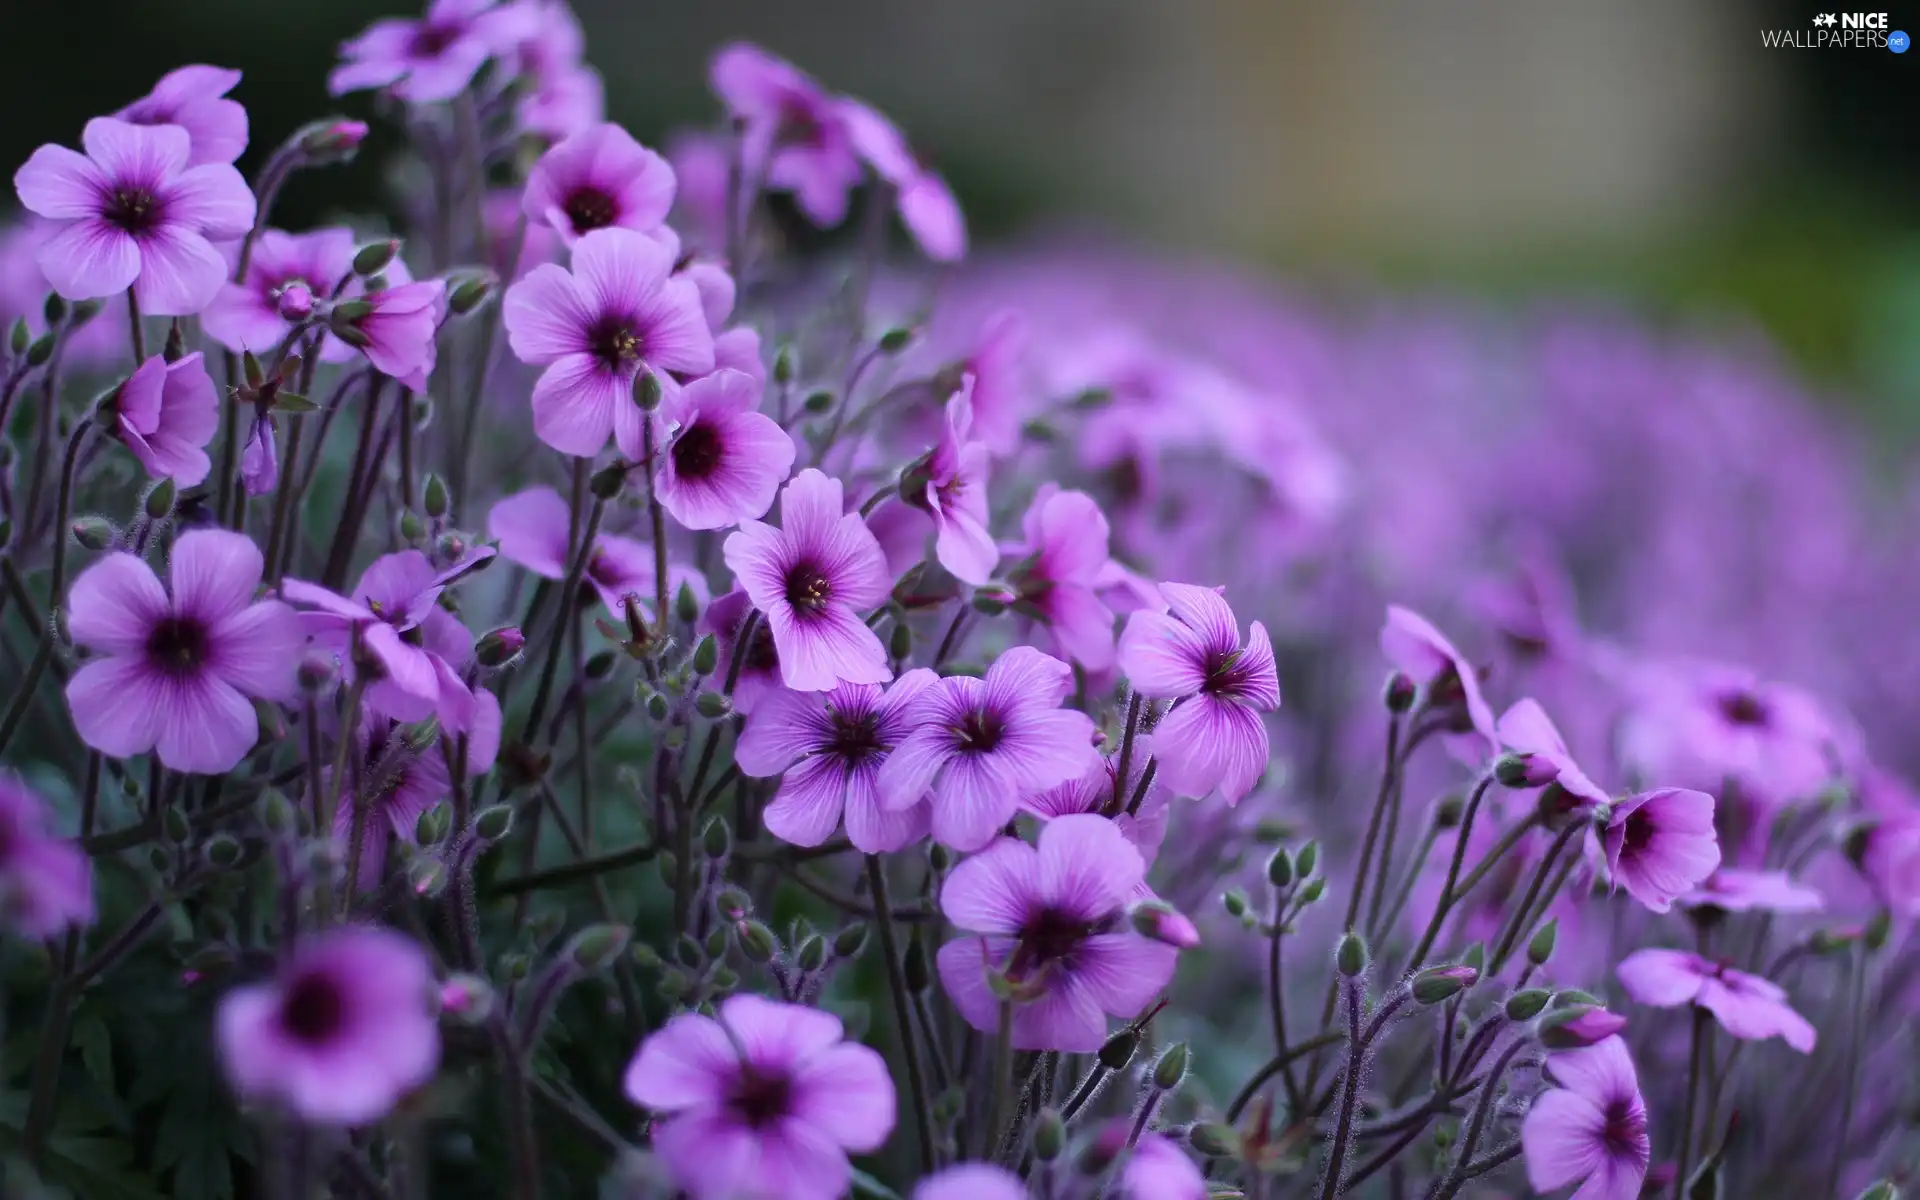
[1813,12,1838,26]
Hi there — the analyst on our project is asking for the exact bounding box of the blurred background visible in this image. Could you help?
[5,0,1919,419]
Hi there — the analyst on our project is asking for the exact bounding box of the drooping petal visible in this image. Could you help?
[530,354,623,457]
[486,487,572,578]
[1149,695,1269,804]
[1522,1089,1608,1193]
[1614,948,1707,1008]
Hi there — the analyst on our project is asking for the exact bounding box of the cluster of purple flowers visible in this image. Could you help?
[0,4,1908,1199]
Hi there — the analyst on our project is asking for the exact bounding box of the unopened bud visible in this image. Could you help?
[7,317,27,356]
[646,692,671,721]
[407,857,448,897]
[163,806,191,845]
[674,934,704,970]
[877,326,914,354]
[415,803,451,846]
[832,923,869,958]
[702,817,731,859]
[715,886,751,923]
[675,581,700,626]
[1412,964,1479,1005]
[1537,1005,1627,1050]
[1527,919,1559,966]
[568,924,631,970]
[70,298,103,327]
[276,280,315,321]
[474,804,514,841]
[1189,1122,1240,1158]
[736,920,777,963]
[297,650,337,693]
[1384,671,1416,713]
[70,515,115,551]
[1128,899,1200,949]
[201,833,241,869]
[1505,988,1551,1021]
[144,478,177,520]
[692,634,719,676]
[697,691,732,719]
[589,461,627,499]
[1335,932,1369,978]
[1434,792,1466,829]
[889,620,912,661]
[803,389,834,414]
[795,934,828,972]
[1151,1042,1189,1090]
[1267,848,1293,889]
[1855,1182,1900,1200]
[26,333,54,367]
[476,626,526,667]
[1551,988,1601,1008]
[1097,1027,1140,1071]
[448,270,497,315]
[439,973,494,1022]
[260,788,295,835]
[585,649,616,680]
[1222,888,1249,919]
[1031,1107,1065,1162]
[402,716,439,751]
[1295,840,1318,878]
[353,239,400,277]
[773,344,797,384]
[903,935,931,992]
[1297,877,1327,905]
[296,118,369,162]
[633,371,661,411]
[420,473,449,519]
[1495,753,1554,788]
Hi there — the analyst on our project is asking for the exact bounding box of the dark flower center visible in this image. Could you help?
[1601,1098,1646,1159]
[408,22,463,58]
[1718,690,1769,728]
[1203,646,1249,696]
[104,187,162,236]
[745,621,780,671]
[1011,906,1098,978]
[280,972,347,1045]
[145,616,210,678]
[671,421,725,480]
[726,1067,793,1129]
[784,563,832,617]
[777,96,823,147]
[587,316,643,370]
[830,709,884,763]
[1621,808,1657,856]
[563,186,618,233]
[586,550,621,589]
[952,708,1005,754]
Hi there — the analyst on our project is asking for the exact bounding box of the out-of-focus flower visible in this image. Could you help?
[487,486,701,617]
[1521,1035,1650,1200]
[877,646,1098,850]
[1678,868,1823,914]
[1004,484,1118,672]
[1616,948,1816,1052]
[709,43,862,227]
[1022,750,1171,866]
[722,469,892,692]
[904,379,995,585]
[115,65,248,167]
[623,993,894,1200]
[913,1164,1024,1200]
[14,117,254,313]
[0,777,93,937]
[1380,605,1498,757]
[655,368,794,531]
[699,588,784,715]
[240,413,278,496]
[1118,1130,1207,1200]
[329,717,451,889]
[936,814,1176,1051]
[1603,787,1720,913]
[1118,582,1279,804]
[837,96,966,263]
[522,123,676,246]
[216,927,439,1124]
[66,531,300,773]
[481,190,562,283]
[328,0,508,104]
[110,351,218,486]
[203,227,354,354]
[489,0,604,141]
[736,672,937,851]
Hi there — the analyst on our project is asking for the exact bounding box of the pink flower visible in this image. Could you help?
[64,531,301,773]
[522,123,676,245]
[735,672,938,852]
[0,777,94,937]
[914,1164,1024,1200]
[721,469,892,692]
[666,133,731,253]
[501,227,713,457]
[1496,697,1611,812]
[1616,949,1816,1052]
[0,221,123,364]
[487,485,700,617]
[709,43,863,227]
[876,647,1100,851]
[334,278,447,391]
[1679,868,1823,914]
[1380,605,1497,757]
[489,0,604,141]
[482,189,562,282]
[329,716,455,889]
[837,97,966,263]
[1004,484,1118,672]
[14,117,255,314]
[1521,1035,1650,1200]
[936,814,1177,1051]
[1023,752,1171,867]
[908,380,996,585]
[656,368,794,531]
[111,351,219,486]
[216,927,440,1124]
[203,227,354,354]
[624,993,894,1200]
[328,0,509,104]
[115,65,248,167]
[1859,810,1920,917]
[956,311,1030,457]
[240,415,278,496]
[1604,788,1720,913]
[1118,1131,1207,1200]
[698,589,784,715]
[1118,582,1279,804]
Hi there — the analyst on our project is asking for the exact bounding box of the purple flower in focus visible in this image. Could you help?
[1023,751,1171,868]
[1118,582,1279,805]
[722,469,892,692]
[914,1164,1024,1200]
[522,123,676,245]
[14,117,254,313]
[1616,949,1816,1052]
[203,227,354,354]
[1679,868,1823,914]
[1380,605,1497,757]
[115,65,248,166]
[487,485,700,618]
[501,226,714,457]
[1603,787,1719,914]
[735,671,937,851]
[656,368,794,531]
[709,43,863,227]
[111,351,219,487]
[699,588,784,714]
[623,993,895,1200]
[65,531,301,773]
[240,413,278,496]
[1005,484,1118,672]
[1496,697,1611,813]
[936,814,1177,1051]
[329,0,509,104]
[334,278,447,391]
[216,927,440,1124]
[0,777,93,937]
[838,96,967,263]
[907,379,996,586]
[1521,1035,1650,1200]
[878,646,1098,850]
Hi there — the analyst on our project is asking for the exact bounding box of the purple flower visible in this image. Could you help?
[710,43,863,227]
[501,226,714,457]
[735,671,937,852]
[1005,484,1118,672]
[1603,787,1719,914]
[1496,697,1611,812]
[1616,949,1816,1052]
[111,351,219,487]
[936,814,1177,1051]
[240,414,278,496]
[115,65,248,167]
[489,0,604,142]
[216,927,439,1125]
[487,485,699,617]
[328,0,508,104]
[1521,1035,1650,1200]
[656,368,794,531]
[1119,1131,1206,1200]
[699,588,784,714]
[0,777,93,937]
[203,227,354,354]
[1679,867,1823,914]
[14,117,255,314]
[623,993,894,1200]
[330,718,453,890]
[65,530,301,773]
[1860,809,1920,917]
[914,1164,1024,1200]
[910,380,996,585]
[1023,752,1171,867]
[0,221,125,364]
[1379,605,1498,757]
[837,97,967,263]
[722,469,892,692]
[1118,582,1279,805]
[334,278,447,391]
[878,647,1098,850]
[522,123,676,245]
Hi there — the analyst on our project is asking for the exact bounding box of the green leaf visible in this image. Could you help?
[272,391,319,413]
[850,1168,904,1200]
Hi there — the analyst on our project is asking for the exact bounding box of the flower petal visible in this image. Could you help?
[66,553,168,654]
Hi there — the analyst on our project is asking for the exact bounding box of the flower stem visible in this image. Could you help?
[1827,943,1870,1197]
[982,994,1016,1162]
[1405,775,1504,970]
[1672,1006,1710,1200]
[1316,980,1366,1200]
[1109,692,1143,815]
[47,415,94,612]
[1224,1030,1347,1122]
[327,676,367,903]
[1266,893,1306,1115]
[866,854,936,1173]
[640,413,670,627]
[125,288,145,362]
[1488,820,1583,971]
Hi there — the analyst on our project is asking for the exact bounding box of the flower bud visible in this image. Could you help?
[474,804,514,841]
[448,270,497,315]
[1128,899,1200,949]
[7,316,27,356]
[1384,670,1416,713]
[439,973,494,1023]
[162,805,191,845]
[832,923,869,958]
[1434,792,1466,829]
[633,371,661,411]
[803,389,834,414]
[1335,931,1369,978]
[70,516,115,551]
[795,934,828,972]
[1030,1107,1065,1162]
[714,886,751,923]
[476,626,526,668]
[1189,1122,1240,1158]
[1295,840,1318,878]
[260,788,295,835]
[1151,1042,1189,1090]
[692,634,719,676]
[1505,988,1551,1021]
[421,473,449,519]
[1222,888,1249,919]
[584,649,617,680]
[568,924,631,971]
[1267,848,1294,889]
[877,326,914,354]
[589,460,628,499]
[676,581,700,626]
[1855,1182,1900,1200]
[1253,817,1296,844]
[1551,988,1601,1008]
[735,920,777,962]
[148,844,172,874]
[407,857,448,897]
[702,817,731,859]
[697,691,732,719]
[1527,919,1558,966]
[402,716,440,751]
[646,692,671,721]
[296,118,369,162]
[1096,1026,1139,1071]
[888,620,912,661]
[1866,909,1893,952]
[706,927,729,959]
[927,843,953,872]
[772,343,797,384]
[1411,964,1478,1005]
[353,239,400,277]
[1537,1005,1627,1050]
[70,298,103,327]
[27,333,55,367]
[276,280,315,321]
[1297,877,1327,905]
[144,478,177,521]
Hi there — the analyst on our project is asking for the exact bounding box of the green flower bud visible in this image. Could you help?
[633,371,662,411]
[407,857,448,897]
[903,935,931,992]
[352,239,400,276]
[1222,888,1249,919]
[832,923,869,958]
[1335,931,1369,978]
[889,620,912,661]
[1030,1107,1065,1162]
[802,389,834,414]
[736,920,777,963]
[773,344,797,384]
[1151,1041,1189,1090]
[1097,1026,1139,1071]
[415,803,451,846]
[1504,989,1551,1021]
[1266,848,1293,889]
[1295,840,1318,878]
[696,691,732,719]
[143,478,177,520]
[676,581,700,626]
[1411,964,1479,1005]
[1854,1182,1900,1200]
[692,634,719,676]
[1298,877,1327,905]
[422,472,449,518]
[647,692,672,721]
[715,886,752,923]
[7,316,27,356]
[706,927,729,959]
[877,326,914,354]
[589,461,628,499]
[569,924,631,971]
[204,833,243,869]
[162,805,191,845]
[1188,1122,1241,1158]
[795,935,828,972]
[26,333,55,367]
[1384,670,1417,712]
[71,516,116,551]
[474,804,514,841]
[674,934,704,969]
[702,817,731,859]
[1551,988,1601,1009]
[448,271,497,315]
[1527,919,1559,966]
[260,788,295,835]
